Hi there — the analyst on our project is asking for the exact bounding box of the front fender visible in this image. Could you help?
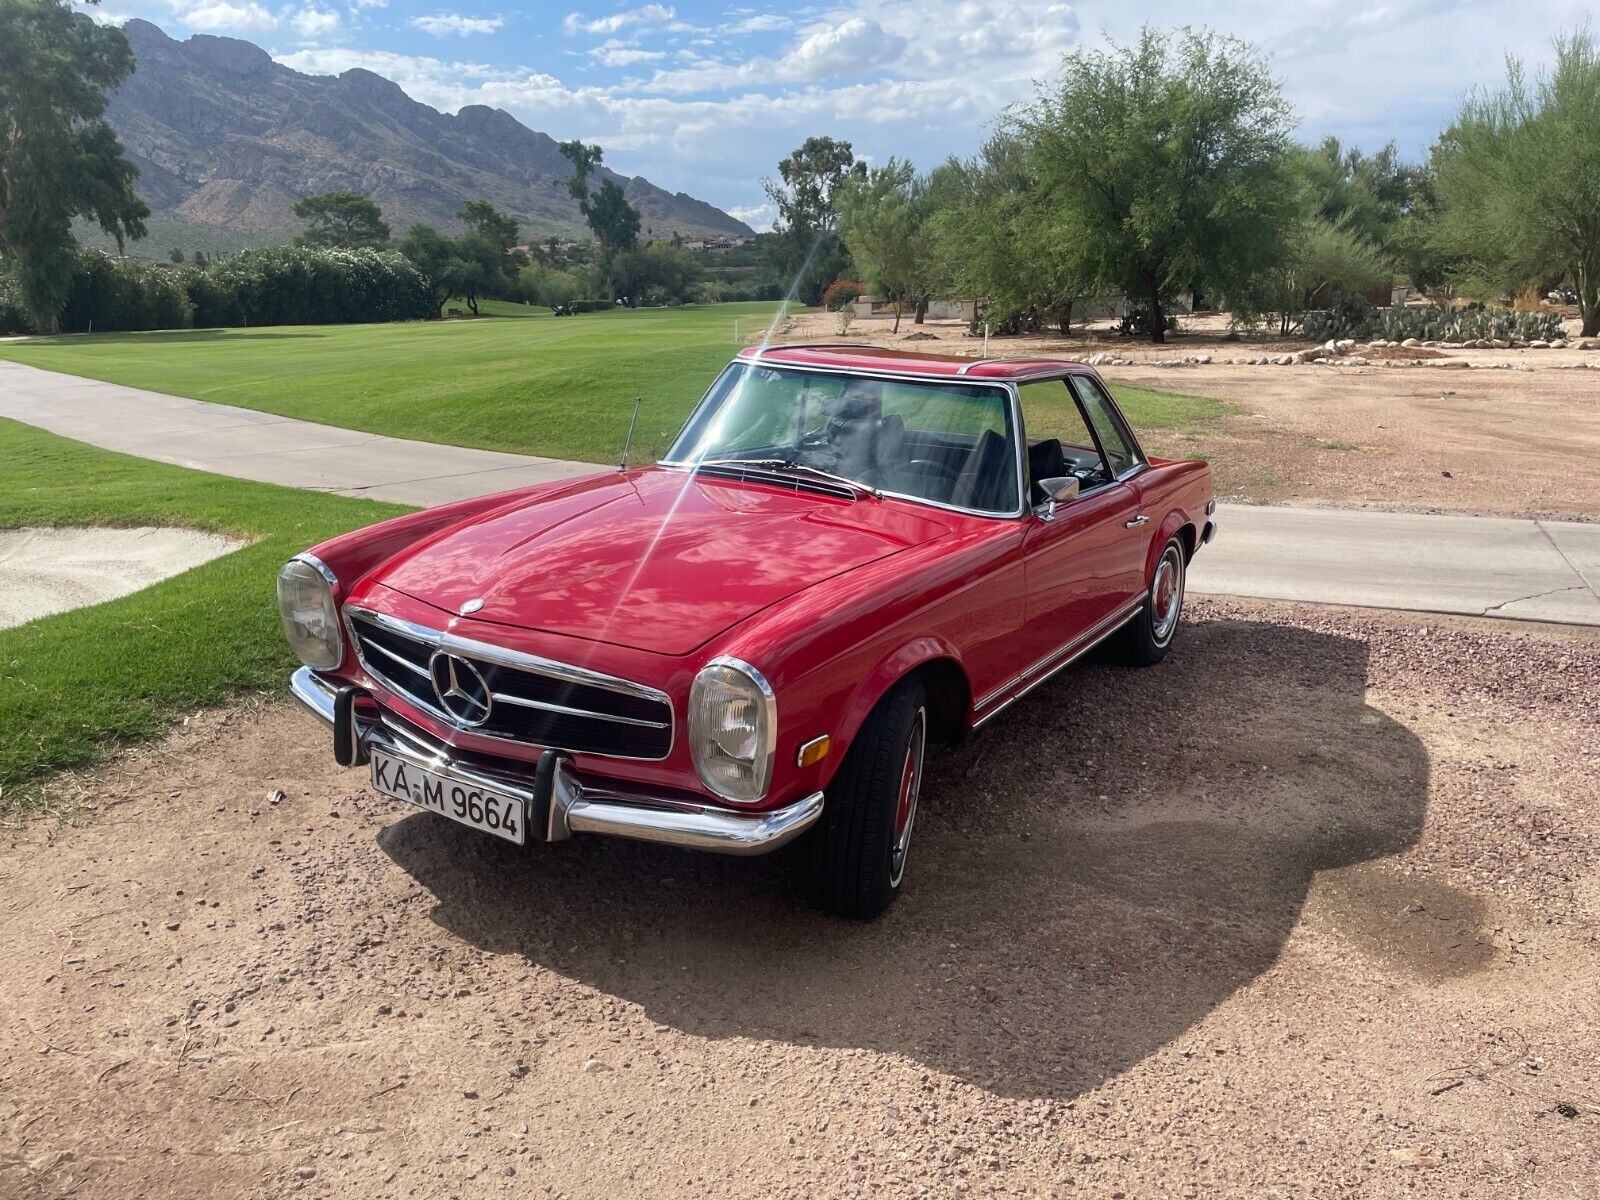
[819,634,967,788]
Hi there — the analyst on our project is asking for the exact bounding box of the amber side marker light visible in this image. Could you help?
[796,735,831,768]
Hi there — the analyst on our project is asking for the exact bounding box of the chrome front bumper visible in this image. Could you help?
[289,667,823,856]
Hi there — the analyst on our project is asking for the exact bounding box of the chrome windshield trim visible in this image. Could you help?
[659,359,1027,521]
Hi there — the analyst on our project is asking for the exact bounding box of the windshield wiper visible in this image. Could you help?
[692,457,881,499]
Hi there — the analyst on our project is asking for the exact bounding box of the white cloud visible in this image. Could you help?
[782,16,905,78]
[410,12,503,36]
[728,202,776,231]
[179,1,279,31]
[562,4,676,36]
[348,0,387,7]
[290,6,341,37]
[589,42,667,66]
[726,13,791,34]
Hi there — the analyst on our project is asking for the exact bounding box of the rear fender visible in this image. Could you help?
[1143,507,1196,584]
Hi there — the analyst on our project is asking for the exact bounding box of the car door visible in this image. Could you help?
[1015,378,1149,675]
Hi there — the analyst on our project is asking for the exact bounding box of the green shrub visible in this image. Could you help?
[1375,305,1563,342]
[189,247,434,327]
[1302,297,1376,341]
[0,269,27,335]
[822,278,865,311]
[1303,302,1565,343]
[1118,306,1178,337]
[58,253,193,333]
[513,263,584,308]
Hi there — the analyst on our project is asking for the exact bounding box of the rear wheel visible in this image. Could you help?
[805,677,927,919]
[1115,535,1187,666]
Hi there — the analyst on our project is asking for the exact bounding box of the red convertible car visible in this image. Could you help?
[280,344,1215,917]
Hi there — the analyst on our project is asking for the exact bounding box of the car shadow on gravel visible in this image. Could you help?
[380,616,1429,1101]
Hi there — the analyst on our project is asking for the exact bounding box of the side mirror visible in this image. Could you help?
[1036,476,1080,521]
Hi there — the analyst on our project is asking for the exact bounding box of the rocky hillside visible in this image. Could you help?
[106,20,750,252]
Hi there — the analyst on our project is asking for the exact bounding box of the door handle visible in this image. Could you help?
[1125,515,1149,528]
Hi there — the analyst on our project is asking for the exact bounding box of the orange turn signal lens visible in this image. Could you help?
[796,735,831,768]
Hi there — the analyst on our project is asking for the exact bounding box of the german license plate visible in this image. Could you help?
[370,750,526,845]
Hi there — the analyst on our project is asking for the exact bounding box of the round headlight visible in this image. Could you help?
[277,556,343,671]
[689,658,776,803]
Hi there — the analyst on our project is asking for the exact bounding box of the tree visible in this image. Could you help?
[557,140,641,292]
[762,135,863,306]
[1020,28,1299,342]
[397,223,467,315]
[292,191,390,249]
[607,240,703,307]
[837,158,935,333]
[1430,30,1600,335]
[928,131,1092,336]
[0,0,149,331]
[457,200,519,254]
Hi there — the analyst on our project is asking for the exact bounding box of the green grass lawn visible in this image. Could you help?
[0,303,1225,463]
[0,418,408,809]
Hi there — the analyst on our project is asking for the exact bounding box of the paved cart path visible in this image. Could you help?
[4,358,1598,626]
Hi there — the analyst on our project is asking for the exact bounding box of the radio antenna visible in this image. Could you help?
[618,398,643,472]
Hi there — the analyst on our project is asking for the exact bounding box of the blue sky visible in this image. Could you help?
[89,0,1596,227]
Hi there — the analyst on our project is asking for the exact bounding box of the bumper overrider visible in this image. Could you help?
[289,667,823,855]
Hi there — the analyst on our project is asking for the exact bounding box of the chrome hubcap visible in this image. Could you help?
[1151,547,1184,644]
[889,708,926,888]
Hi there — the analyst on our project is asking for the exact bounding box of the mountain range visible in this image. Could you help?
[102,19,751,256]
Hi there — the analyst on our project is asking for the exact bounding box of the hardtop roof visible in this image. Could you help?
[733,343,1090,382]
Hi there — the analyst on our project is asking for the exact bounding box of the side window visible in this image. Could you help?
[1016,379,1112,498]
[1068,376,1144,477]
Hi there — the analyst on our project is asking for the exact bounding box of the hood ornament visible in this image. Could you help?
[459,598,484,616]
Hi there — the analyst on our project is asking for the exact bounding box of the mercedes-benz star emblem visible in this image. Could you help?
[428,652,492,727]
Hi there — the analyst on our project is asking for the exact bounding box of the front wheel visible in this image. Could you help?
[1115,535,1187,666]
[804,677,927,919]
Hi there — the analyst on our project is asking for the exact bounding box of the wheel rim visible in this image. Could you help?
[889,708,926,889]
[1150,545,1185,645]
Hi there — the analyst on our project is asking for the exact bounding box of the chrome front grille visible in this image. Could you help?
[346,606,674,760]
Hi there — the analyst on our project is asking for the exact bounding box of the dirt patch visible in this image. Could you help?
[776,311,1600,520]
[2,600,1597,1197]
[0,526,245,629]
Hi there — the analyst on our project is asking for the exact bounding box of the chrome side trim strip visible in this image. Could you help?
[1019,598,1144,680]
[971,599,1145,728]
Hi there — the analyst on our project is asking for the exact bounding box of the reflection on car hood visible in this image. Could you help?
[376,466,955,655]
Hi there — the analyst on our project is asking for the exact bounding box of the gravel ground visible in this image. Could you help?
[3,598,1598,1199]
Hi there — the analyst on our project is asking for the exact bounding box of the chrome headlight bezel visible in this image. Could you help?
[277,554,343,671]
[688,656,777,804]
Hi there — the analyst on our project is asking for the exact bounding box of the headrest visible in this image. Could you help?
[1028,437,1065,483]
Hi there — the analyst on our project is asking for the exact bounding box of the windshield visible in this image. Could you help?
[664,364,1020,514]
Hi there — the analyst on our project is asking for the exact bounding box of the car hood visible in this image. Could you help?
[376,466,955,656]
